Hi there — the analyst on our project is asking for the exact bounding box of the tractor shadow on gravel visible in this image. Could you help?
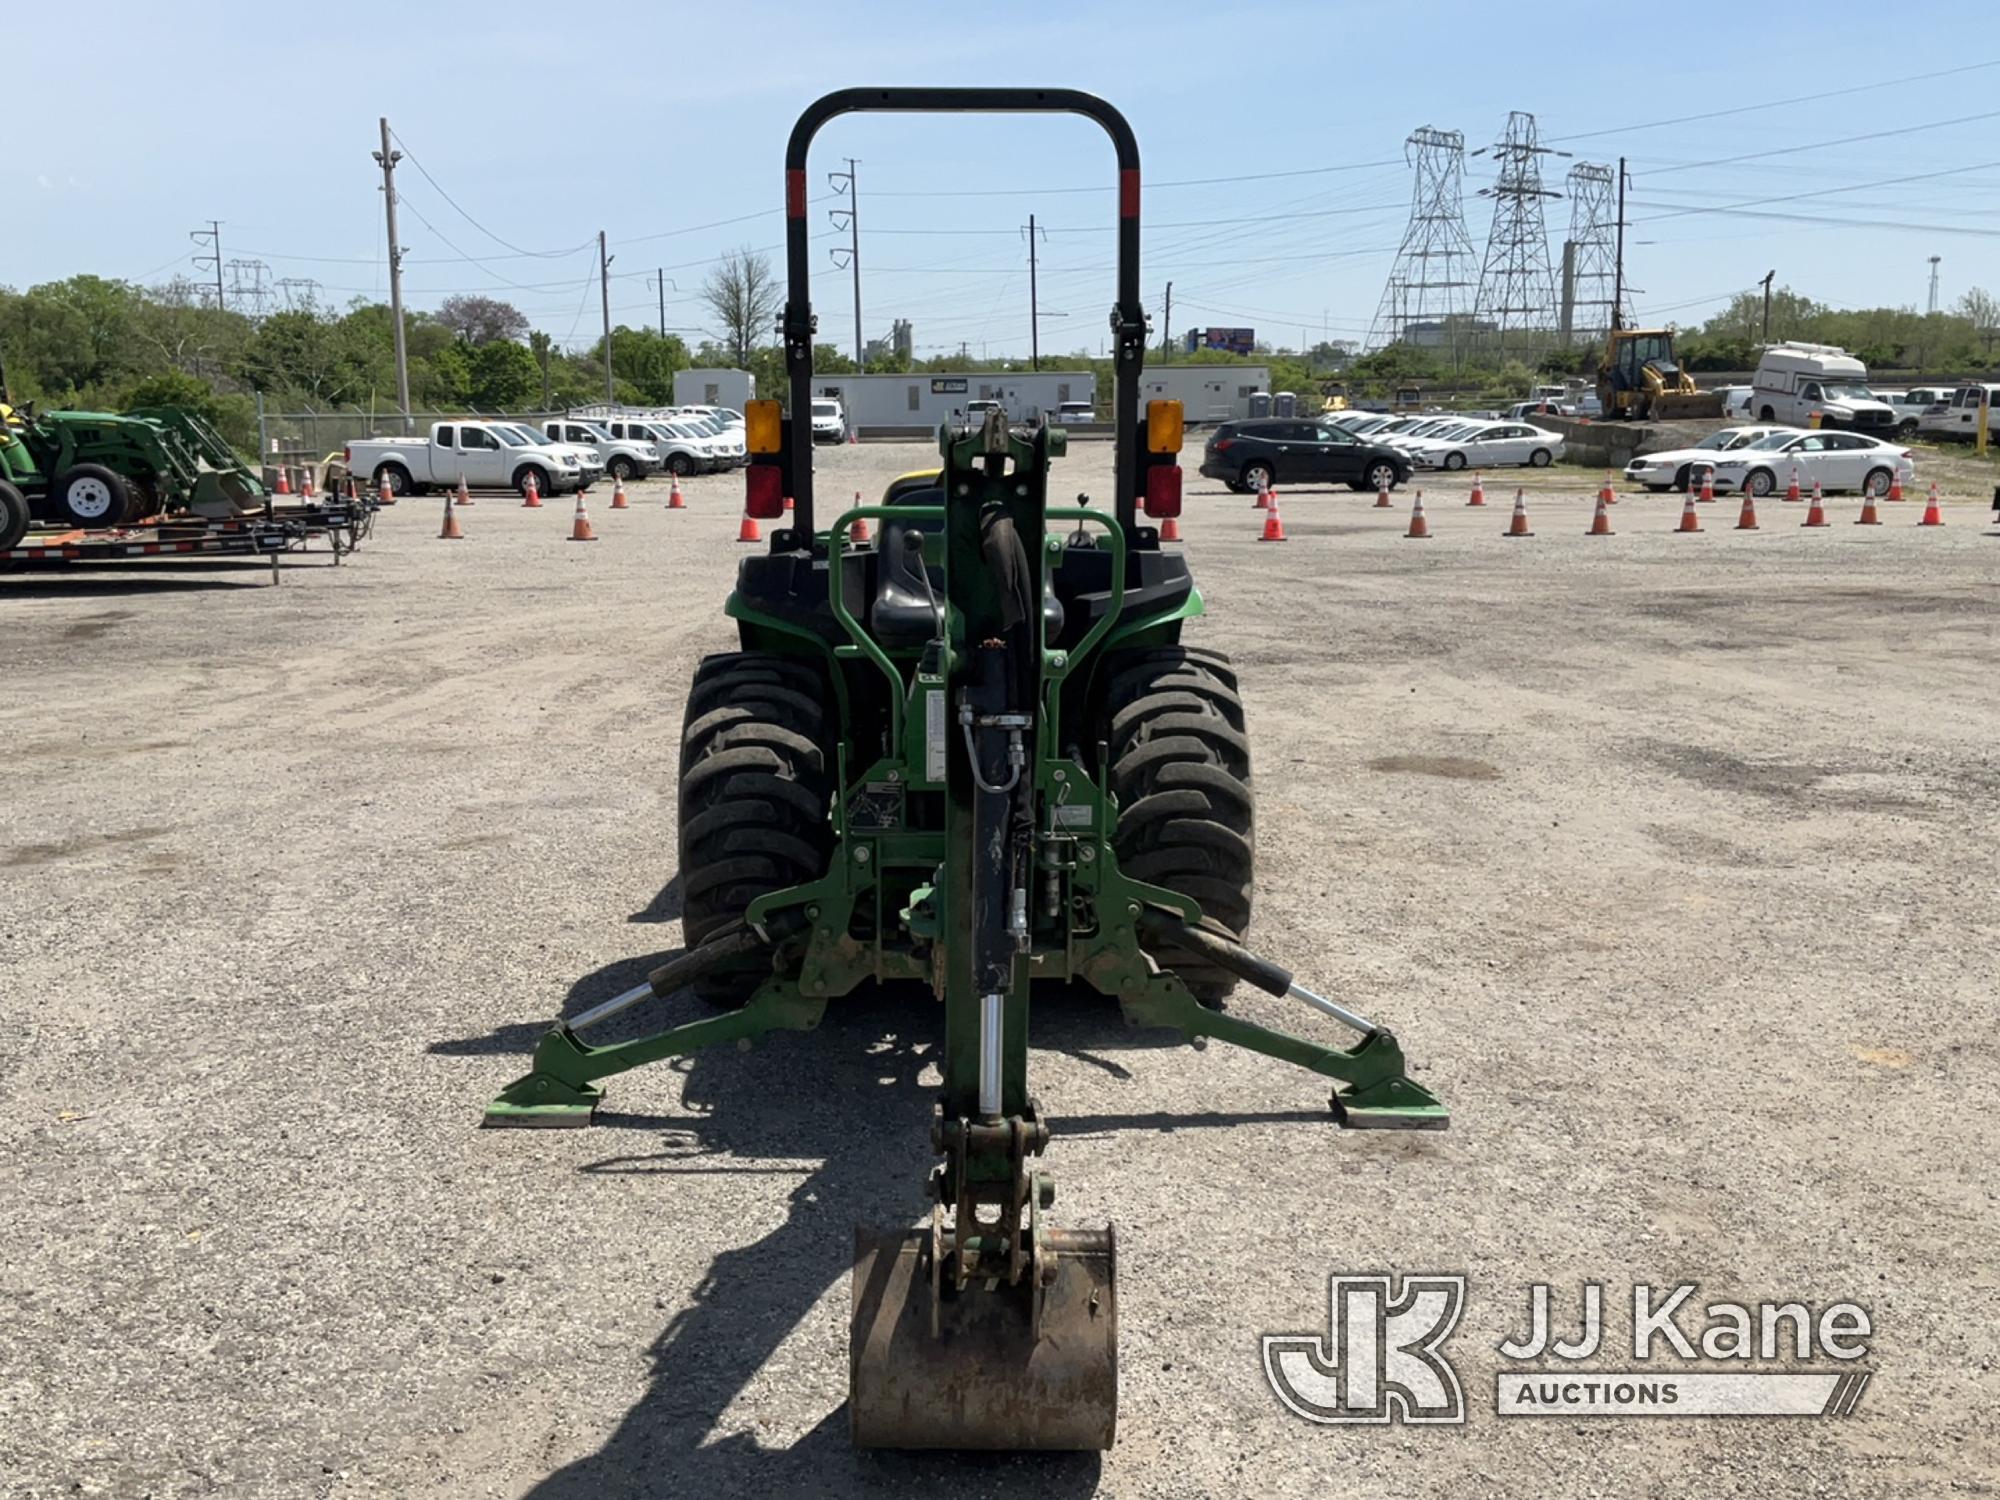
[473,900,1306,1497]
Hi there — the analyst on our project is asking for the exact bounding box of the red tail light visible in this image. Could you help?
[1212,438,1234,453]
[1143,464,1182,518]
[746,465,785,518]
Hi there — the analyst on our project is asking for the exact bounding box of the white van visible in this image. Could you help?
[1916,383,2000,442]
[1751,344,1896,433]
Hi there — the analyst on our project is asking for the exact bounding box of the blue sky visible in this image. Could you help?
[9,2,1997,356]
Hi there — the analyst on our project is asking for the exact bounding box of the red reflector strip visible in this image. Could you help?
[1143,464,1182,518]
[787,169,807,218]
[1120,169,1140,218]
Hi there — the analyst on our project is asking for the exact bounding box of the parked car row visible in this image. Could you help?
[1622,423,1918,498]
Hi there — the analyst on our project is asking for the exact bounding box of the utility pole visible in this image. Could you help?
[1610,157,1627,333]
[655,270,668,338]
[1760,269,1776,341]
[372,120,412,422]
[1022,214,1045,371]
[1162,280,1173,358]
[599,231,615,404]
[828,159,862,365]
[190,221,226,312]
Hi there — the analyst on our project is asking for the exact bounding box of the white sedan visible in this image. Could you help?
[1622,425,1794,492]
[1407,420,1563,471]
[1382,417,1477,452]
[1698,429,1916,498]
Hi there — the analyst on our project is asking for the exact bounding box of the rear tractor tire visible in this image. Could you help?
[1099,646,1255,1003]
[677,652,834,1007]
[0,480,29,551]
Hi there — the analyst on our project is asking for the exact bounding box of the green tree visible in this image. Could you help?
[467,340,539,409]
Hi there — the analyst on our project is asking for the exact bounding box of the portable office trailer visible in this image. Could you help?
[806,371,1097,431]
[1138,365,1270,423]
[672,368,755,411]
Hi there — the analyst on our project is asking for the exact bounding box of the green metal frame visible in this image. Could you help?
[488,419,1446,1131]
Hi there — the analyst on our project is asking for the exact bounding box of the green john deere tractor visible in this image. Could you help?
[487,88,1447,1451]
[0,356,266,529]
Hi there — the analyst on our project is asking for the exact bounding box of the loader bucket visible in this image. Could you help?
[849,1224,1117,1450]
[188,469,267,518]
[1653,392,1725,422]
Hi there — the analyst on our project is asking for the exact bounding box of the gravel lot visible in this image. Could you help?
[4,440,1998,1499]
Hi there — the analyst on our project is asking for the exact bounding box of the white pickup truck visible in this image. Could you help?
[345,421,583,498]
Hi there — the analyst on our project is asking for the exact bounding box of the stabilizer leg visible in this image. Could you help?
[482,980,826,1128]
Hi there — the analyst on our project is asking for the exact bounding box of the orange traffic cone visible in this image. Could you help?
[1373,479,1392,509]
[784,493,795,511]
[1856,488,1883,526]
[1404,490,1430,539]
[1698,469,1716,503]
[377,473,396,507]
[668,475,686,509]
[568,492,597,542]
[1599,471,1618,507]
[610,475,629,509]
[521,473,542,509]
[1253,481,1270,510]
[1784,468,1802,503]
[455,474,473,507]
[1918,481,1944,526]
[1467,472,1486,507]
[1674,490,1703,533]
[438,489,463,540]
[1502,488,1532,538]
[737,511,762,543]
[1587,492,1614,535]
[1802,481,1828,527]
[274,467,292,497]
[1736,489,1760,530]
[850,515,872,545]
[1160,513,1183,542]
[302,469,316,499]
[1257,494,1288,542]
[1886,473,1905,502]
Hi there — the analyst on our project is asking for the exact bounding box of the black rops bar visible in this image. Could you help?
[782,88,1145,541]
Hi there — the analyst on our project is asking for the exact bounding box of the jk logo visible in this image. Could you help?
[1263,1274,1467,1425]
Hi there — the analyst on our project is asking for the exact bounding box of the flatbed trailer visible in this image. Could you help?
[1,516,301,584]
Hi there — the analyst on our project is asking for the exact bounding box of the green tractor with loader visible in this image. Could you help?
[0,355,268,534]
[487,88,1447,1451]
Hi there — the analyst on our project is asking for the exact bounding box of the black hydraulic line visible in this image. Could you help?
[782,89,1144,541]
[1135,909,1291,998]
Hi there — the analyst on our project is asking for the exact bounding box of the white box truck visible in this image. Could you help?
[1750,344,1896,433]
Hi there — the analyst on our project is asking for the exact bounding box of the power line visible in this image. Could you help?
[1643,109,2000,179]
[1546,57,2000,144]
[388,129,586,260]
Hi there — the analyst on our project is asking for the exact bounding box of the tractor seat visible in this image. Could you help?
[868,499,1065,650]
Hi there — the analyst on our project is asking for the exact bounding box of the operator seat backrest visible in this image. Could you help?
[866,483,1064,649]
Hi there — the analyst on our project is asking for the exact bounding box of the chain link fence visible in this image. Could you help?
[256,406,589,468]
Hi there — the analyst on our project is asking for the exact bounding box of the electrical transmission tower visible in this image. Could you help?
[1473,111,1564,353]
[226,259,272,318]
[1561,163,1617,345]
[276,277,323,312]
[1927,256,1942,314]
[1368,127,1478,355]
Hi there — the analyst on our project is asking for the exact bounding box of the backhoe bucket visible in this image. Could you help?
[849,1224,1118,1450]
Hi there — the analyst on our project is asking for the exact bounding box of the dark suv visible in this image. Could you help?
[1199,418,1410,494]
